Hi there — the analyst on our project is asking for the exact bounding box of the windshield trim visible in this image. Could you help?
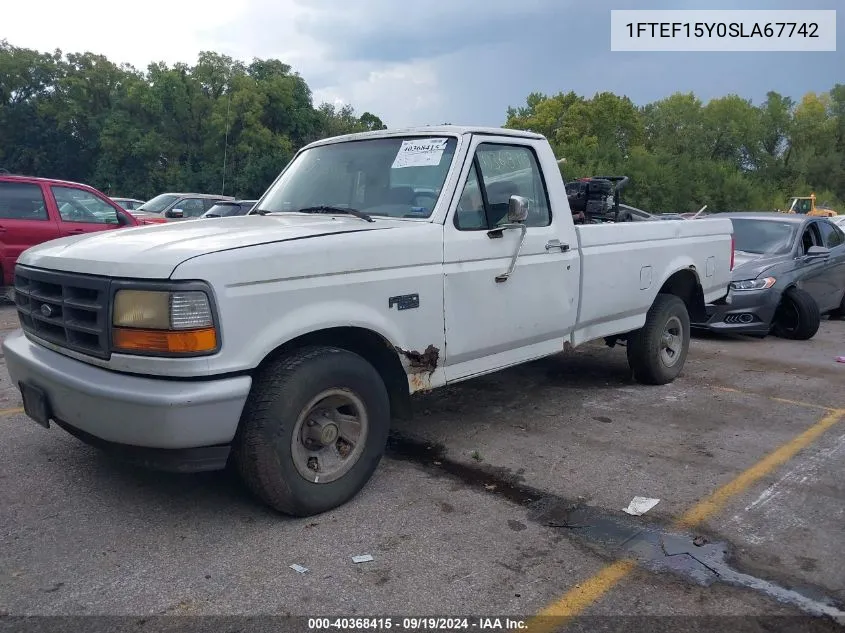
[252,133,465,223]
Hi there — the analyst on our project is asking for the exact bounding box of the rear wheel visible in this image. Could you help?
[233,345,391,517]
[627,294,690,385]
[771,287,820,340]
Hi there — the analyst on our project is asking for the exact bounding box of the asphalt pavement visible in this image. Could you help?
[0,304,843,631]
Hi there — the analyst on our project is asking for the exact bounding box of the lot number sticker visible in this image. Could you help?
[392,138,448,169]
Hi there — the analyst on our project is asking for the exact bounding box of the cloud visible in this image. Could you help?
[3,0,254,70]
[2,0,843,129]
[312,61,444,123]
[291,0,573,63]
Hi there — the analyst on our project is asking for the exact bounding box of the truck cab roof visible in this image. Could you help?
[303,125,546,149]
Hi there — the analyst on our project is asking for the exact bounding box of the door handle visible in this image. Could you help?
[546,239,569,252]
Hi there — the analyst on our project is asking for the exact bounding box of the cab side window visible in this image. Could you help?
[51,186,118,224]
[818,220,844,248]
[179,198,206,217]
[454,143,551,231]
[454,163,486,230]
[0,182,49,220]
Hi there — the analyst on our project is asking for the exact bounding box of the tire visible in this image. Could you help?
[233,345,391,517]
[771,287,821,340]
[627,294,691,385]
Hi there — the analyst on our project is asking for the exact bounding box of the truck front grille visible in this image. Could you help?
[13,266,111,359]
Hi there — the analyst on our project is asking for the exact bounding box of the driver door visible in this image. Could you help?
[50,185,124,237]
[442,138,579,382]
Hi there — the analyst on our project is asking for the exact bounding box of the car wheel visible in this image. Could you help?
[233,345,391,517]
[627,294,690,385]
[771,287,821,340]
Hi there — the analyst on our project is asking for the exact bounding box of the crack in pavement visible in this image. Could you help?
[386,431,845,623]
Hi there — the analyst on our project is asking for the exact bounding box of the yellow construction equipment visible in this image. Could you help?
[781,193,839,217]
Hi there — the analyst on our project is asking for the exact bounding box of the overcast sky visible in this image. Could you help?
[3,0,842,128]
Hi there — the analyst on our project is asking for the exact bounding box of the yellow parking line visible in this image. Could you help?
[526,407,845,632]
[713,386,837,412]
[675,408,844,529]
[530,560,636,623]
[0,406,23,416]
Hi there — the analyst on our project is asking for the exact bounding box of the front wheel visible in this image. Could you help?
[771,287,820,340]
[233,346,391,517]
[627,294,691,385]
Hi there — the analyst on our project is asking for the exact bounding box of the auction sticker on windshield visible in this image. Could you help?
[392,138,448,169]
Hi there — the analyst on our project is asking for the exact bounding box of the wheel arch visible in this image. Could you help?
[656,267,706,322]
[254,326,413,421]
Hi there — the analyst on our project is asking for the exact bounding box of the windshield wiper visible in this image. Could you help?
[296,205,375,223]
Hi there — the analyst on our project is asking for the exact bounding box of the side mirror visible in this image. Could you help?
[169,208,184,218]
[805,245,830,258]
[507,195,529,223]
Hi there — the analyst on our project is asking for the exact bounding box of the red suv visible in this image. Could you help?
[0,175,149,298]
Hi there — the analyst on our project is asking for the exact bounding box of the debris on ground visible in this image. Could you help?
[289,564,309,574]
[352,555,374,563]
[836,356,845,363]
[693,535,709,547]
[548,520,591,529]
[623,496,661,516]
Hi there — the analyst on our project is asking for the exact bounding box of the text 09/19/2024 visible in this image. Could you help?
[610,9,837,52]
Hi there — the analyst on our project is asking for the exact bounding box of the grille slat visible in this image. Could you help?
[14,266,111,359]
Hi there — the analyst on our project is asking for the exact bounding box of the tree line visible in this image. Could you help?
[2,39,842,213]
[504,85,845,214]
[0,41,386,200]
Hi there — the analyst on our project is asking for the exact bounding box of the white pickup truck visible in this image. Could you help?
[3,126,734,516]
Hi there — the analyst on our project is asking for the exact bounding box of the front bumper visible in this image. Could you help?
[3,330,252,469]
[692,287,781,335]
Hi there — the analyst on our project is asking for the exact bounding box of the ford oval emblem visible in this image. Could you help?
[40,304,53,317]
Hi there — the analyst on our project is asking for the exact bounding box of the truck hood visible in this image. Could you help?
[731,250,792,280]
[18,214,401,279]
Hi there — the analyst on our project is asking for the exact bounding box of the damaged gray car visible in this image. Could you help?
[693,213,845,340]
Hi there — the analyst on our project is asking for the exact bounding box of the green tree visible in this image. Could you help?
[0,42,389,200]
[505,85,844,213]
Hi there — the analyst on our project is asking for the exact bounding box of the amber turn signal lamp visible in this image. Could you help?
[112,327,217,354]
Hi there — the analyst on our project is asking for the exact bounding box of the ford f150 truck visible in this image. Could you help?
[3,126,735,517]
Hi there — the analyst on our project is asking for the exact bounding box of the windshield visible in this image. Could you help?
[731,218,797,255]
[790,198,812,214]
[256,136,458,219]
[137,194,179,213]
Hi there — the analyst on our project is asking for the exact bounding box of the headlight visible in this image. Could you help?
[112,288,218,355]
[730,277,776,291]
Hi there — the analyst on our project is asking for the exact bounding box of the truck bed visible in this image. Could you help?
[571,218,733,346]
